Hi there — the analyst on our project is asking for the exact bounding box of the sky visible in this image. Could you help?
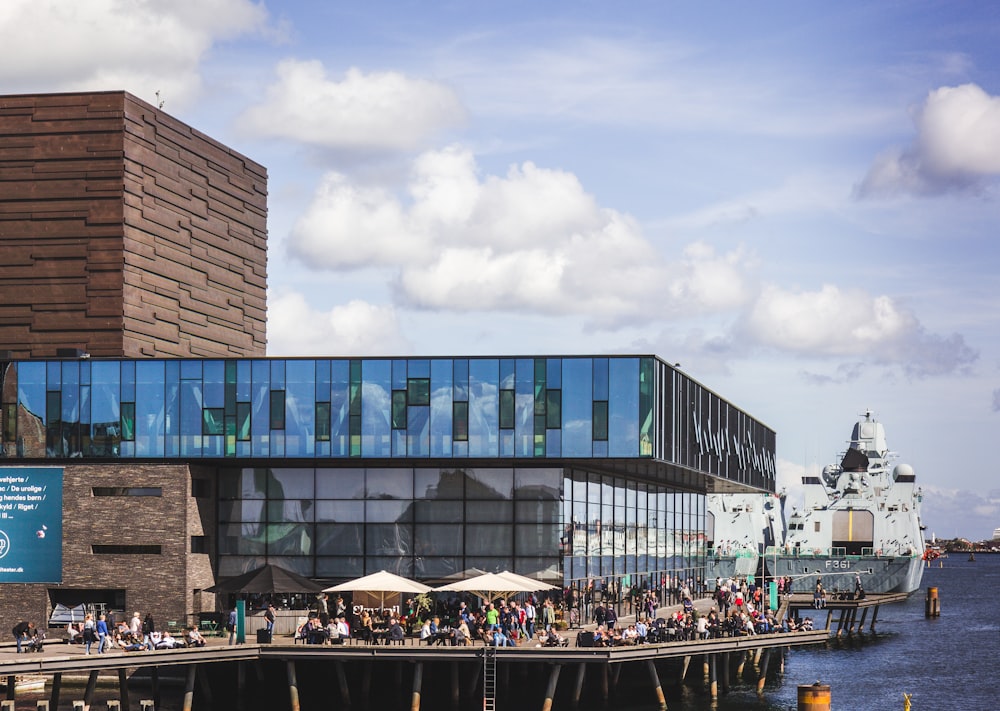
[3,1,999,539]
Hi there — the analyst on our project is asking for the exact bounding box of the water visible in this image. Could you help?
[655,555,995,710]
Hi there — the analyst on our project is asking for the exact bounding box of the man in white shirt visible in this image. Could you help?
[130,612,142,638]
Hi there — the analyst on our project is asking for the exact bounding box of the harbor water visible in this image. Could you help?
[652,554,995,710]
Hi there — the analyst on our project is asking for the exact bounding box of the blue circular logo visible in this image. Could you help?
[0,530,9,559]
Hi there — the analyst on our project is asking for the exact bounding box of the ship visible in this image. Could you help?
[706,491,785,583]
[771,410,925,595]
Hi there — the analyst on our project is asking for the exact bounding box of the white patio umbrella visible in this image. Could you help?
[432,570,554,605]
[323,570,431,611]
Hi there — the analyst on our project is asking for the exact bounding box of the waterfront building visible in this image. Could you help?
[0,91,775,632]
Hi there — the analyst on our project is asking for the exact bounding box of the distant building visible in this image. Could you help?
[0,91,775,633]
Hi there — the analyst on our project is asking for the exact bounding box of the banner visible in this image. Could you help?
[0,467,63,583]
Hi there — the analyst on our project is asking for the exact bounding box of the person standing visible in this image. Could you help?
[523,599,536,638]
[264,603,277,635]
[227,606,238,645]
[96,614,109,654]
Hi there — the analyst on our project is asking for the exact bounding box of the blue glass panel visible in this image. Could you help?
[237,360,252,401]
[330,360,350,457]
[361,360,391,457]
[270,360,285,389]
[203,361,224,408]
[315,359,330,400]
[468,359,498,457]
[46,361,61,387]
[561,358,593,457]
[409,359,430,378]
[121,361,135,401]
[391,429,406,456]
[514,359,533,456]
[165,360,180,456]
[593,357,609,400]
[608,358,639,457]
[545,428,561,457]
[453,359,468,401]
[499,359,515,389]
[285,360,316,457]
[392,359,407,389]
[546,358,561,389]
[135,360,165,457]
[251,361,270,457]
[89,362,121,456]
[429,359,453,457]
[180,360,202,380]
[406,405,429,457]
[17,363,46,451]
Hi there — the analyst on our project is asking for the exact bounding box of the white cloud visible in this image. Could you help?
[737,284,977,377]
[857,84,1000,196]
[267,291,410,356]
[0,0,269,107]
[239,60,465,152]
[287,146,751,329]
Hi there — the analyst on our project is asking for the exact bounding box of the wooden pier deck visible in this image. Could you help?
[784,591,911,636]
[0,629,829,711]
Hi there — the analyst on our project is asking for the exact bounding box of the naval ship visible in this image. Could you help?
[706,491,785,583]
[772,410,925,594]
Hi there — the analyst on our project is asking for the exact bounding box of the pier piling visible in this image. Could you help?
[925,587,940,617]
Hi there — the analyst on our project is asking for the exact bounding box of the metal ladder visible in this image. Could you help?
[483,645,497,711]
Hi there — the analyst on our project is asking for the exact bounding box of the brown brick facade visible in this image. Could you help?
[0,463,218,636]
[0,91,267,359]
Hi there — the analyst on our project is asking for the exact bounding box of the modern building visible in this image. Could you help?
[0,92,776,633]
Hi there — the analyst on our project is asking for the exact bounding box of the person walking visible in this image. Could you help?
[264,603,277,635]
[83,613,96,655]
[227,606,238,645]
[96,614,109,654]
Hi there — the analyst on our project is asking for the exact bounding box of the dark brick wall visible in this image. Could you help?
[0,463,219,636]
[0,91,267,359]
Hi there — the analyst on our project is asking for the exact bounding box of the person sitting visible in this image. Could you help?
[187,627,207,648]
[454,620,471,646]
[387,617,406,645]
[306,617,328,645]
[334,616,350,644]
[591,625,608,647]
[155,631,182,649]
[66,623,82,645]
[635,619,648,643]
[491,628,515,647]
[621,624,639,645]
[543,628,567,647]
[420,619,433,644]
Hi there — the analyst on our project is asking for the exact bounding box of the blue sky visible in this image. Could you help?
[3,1,999,538]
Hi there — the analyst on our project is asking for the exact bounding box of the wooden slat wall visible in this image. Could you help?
[0,91,267,358]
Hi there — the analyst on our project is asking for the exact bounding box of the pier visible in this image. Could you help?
[0,628,829,711]
[783,591,911,636]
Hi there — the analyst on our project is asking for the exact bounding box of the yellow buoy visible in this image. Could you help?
[798,682,831,710]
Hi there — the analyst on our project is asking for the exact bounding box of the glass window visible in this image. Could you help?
[316,523,364,555]
[545,390,561,429]
[466,468,513,499]
[452,401,468,441]
[366,500,412,522]
[266,468,315,499]
[514,468,561,500]
[514,359,534,457]
[465,501,512,522]
[391,391,407,429]
[366,523,413,556]
[407,378,430,406]
[316,557,364,578]
[413,500,464,523]
[316,468,365,499]
[414,524,463,556]
[429,360,453,457]
[285,360,316,456]
[270,391,285,430]
[561,358,593,456]
[515,522,559,556]
[414,468,463,499]
[466,525,512,556]
[366,467,413,499]
[315,500,365,522]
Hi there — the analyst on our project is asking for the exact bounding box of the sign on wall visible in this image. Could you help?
[0,468,63,583]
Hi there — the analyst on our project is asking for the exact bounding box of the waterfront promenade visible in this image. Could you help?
[0,599,832,711]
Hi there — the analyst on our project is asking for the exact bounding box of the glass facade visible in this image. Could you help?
[0,355,773,588]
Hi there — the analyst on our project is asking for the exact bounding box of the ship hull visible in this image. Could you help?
[772,552,924,595]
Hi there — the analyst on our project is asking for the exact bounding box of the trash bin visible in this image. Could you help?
[256,628,271,644]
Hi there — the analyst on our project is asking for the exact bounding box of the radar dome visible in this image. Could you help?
[892,463,914,481]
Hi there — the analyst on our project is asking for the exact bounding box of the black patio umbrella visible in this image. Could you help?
[204,563,325,595]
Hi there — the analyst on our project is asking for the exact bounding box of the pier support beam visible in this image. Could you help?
[182,666,196,711]
[335,660,351,709]
[286,662,300,711]
[50,673,62,711]
[410,662,423,711]
[361,660,372,710]
[719,653,730,694]
[756,649,771,695]
[450,662,460,711]
[709,655,718,699]
[570,663,585,710]
[236,662,245,711]
[541,664,562,711]
[151,667,161,711]
[679,656,691,685]
[118,668,130,710]
[4,676,13,701]
[870,605,881,632]
[645,660,667,711]
[84,670,99,709]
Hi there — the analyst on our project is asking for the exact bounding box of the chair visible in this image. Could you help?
[293,617,309,645]
[576,631,595,648]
